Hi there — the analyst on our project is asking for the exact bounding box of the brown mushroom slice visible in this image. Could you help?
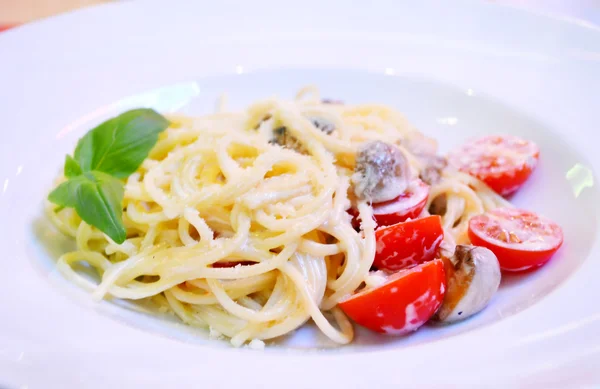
[352,140,411,203]
[269,126,306,152]
[268,117,335,152]
[419,155,448,185]
[404,132,447,185]
[435,244,501,323]
[309,117,335,134]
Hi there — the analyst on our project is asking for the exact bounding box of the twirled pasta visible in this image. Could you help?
[47,87,508,346]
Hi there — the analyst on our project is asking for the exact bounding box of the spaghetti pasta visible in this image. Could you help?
[47,87,509,346]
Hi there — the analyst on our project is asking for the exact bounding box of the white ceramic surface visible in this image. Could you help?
[1,1,599,388]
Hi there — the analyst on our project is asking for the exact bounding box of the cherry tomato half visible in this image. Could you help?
[468,207,563,272]
[339,259,446,335]
[374,215,444,271]
[371,179,430,227]
[448,135,540,196]
[349,179,429,229]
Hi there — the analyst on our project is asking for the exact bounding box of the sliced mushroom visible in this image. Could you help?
[435,244,501,323]
[419,155,448,185]
[309,117,335,134]
[352,140,411,203]
[269,126,306,153]
[403,133,447,185]
[268,117,334,151]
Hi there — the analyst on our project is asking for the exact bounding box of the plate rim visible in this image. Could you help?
[1,1,599,388]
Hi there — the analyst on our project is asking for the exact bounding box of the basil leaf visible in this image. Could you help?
[51,108,167,243]
[73,109,169,178]
[74,171,127,244]
[48,177,85,208]
[64,155,82,178]
[48,171,127,244]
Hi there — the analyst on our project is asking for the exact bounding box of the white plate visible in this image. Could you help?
[1,1,599,387]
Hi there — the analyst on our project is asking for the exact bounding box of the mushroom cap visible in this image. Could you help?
[352,140,411,203]
[435,244,501,323]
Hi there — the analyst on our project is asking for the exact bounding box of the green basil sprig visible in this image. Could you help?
[48,109,170,244]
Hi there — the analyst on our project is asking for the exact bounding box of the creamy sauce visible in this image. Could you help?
[363,271,388,289]
[472,208,563,250]
[381,289,437,335]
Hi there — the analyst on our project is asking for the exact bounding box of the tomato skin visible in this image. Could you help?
[448,135,540,196]
[468,208,563,272]
[339,259,446,335]
[349,180,429,229]
[348,179,429,228]
[371,180,430,226]
[468,231,559,271]
[374,216,444,271]
[477,161,536,197]
[372,197,427,226]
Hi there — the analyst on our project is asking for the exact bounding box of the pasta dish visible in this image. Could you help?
[47,86,563,347]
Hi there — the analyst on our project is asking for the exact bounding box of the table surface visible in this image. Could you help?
[0,0,109,26]
[1,0,600,27]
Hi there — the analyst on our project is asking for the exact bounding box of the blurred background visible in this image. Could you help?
[0,0,107,31]
[0,0,599,31]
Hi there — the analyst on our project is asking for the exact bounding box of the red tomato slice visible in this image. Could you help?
[448,135,540,196]
[349,179,429,229]
[339,259,446,335]
[468,207,563,272]
[374,215,444,271]
[371,179,430,226]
